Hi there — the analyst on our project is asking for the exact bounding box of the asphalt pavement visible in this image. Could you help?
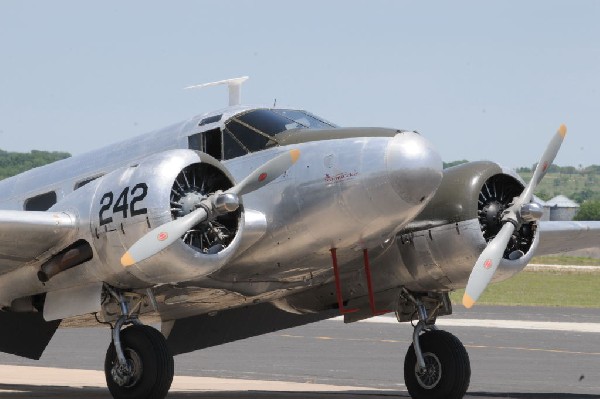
[0,305,598,398]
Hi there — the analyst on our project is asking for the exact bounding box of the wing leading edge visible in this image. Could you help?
[536,220,600,256]
[0,210,77,274]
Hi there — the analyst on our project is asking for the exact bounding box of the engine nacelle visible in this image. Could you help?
[85,149,243,285]
[396,161,540,291]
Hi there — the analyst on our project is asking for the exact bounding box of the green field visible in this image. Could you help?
[531,255,600,266]
[518,171,600,202]
[449,269,600,308]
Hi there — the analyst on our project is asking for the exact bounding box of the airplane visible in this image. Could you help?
[0,76,598,399]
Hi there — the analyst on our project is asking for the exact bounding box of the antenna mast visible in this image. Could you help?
[185,76,249,106]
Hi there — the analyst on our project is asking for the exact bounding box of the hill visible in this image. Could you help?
[0,149,71,180]
[444,161,600,203]
[518,171,600,203]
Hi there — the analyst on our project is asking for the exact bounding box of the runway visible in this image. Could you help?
[0,305,598,398]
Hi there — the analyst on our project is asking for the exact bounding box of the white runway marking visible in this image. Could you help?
[0,364,390,393]
[526,263,600,272]
[333,316,600,333]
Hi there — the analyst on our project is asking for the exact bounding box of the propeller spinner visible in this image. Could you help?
[463,124,567,308]
[121,149,300,266]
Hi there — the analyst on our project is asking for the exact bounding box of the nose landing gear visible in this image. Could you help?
[103,286,174,399]
[400,290,471,399]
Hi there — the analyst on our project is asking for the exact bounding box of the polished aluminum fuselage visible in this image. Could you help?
[0,105,449,322]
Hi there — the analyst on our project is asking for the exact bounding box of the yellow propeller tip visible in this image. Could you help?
[121,252,136,267]
[290,149,300,164]
[462,293,475,309]
[558,124,567,138]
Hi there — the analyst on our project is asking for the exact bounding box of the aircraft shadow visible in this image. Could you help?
[0,385,596,399]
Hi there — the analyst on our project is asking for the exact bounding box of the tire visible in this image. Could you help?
[404,329,470,399]
[105,325,174,399]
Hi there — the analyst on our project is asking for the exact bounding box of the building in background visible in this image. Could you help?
[546,195,580,221]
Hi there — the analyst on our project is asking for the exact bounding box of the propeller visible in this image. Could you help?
[121,149,300,267]
[462,124,567,308]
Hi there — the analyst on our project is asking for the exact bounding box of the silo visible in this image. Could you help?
[546,195,580,221]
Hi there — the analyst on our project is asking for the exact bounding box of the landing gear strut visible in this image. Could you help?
[103,286,174,399]
[400,290,471,399]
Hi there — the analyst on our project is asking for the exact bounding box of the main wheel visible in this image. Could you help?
[105,325,174,399]
[404,329,470,399]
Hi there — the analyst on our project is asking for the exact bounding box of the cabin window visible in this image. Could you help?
[188,133,202,152]
[188,128,223,160]
[74,175,103,190]
[25,191,57,211]
[199,114,222,126]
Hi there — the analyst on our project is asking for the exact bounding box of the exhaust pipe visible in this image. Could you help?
[38,240,93,282]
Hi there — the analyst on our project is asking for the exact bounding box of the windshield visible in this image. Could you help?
[221,108,336,160]
[229,109,335,136]
[271,109,336,130]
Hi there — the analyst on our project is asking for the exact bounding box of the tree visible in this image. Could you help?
[0,149,70,180]
[536,190,551,201]
[572,189,596,204]
[574,200,600,221]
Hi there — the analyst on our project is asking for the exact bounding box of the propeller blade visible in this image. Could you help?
[227,149,300,196]
[463,124,566,308]
[463,222,515,308]
[121,208,207,267]
[517,124,566,207]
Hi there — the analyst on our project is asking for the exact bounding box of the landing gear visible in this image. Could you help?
[103,286,174,399]
[400,290,470,399]
[105,325,174,399]
[404,330,470,399]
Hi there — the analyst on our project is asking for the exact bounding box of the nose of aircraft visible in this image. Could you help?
[386,131,443,205]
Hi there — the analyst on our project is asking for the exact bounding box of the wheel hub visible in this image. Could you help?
[111,348,143,388]
[414,352,442,389]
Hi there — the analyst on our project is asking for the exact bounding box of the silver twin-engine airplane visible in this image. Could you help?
[0,77,598,399]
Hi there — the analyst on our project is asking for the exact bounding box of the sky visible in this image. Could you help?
[1,1,599,168]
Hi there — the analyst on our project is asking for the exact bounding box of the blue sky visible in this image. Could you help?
[1,1,599,168]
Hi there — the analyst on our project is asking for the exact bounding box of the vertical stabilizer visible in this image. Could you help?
[185,76,249,106]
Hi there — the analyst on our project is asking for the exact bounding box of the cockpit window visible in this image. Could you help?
[223,130,247,159]
[221,108,336,160]
[225,120,276,152]
[271,109,335,130]
[235,109,296,136]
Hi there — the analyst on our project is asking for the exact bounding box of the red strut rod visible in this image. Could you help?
[329,248,359,314]
[329,248,390,316]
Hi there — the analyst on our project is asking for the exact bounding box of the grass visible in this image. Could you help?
[449,269,600,308]
[530,255,600,266]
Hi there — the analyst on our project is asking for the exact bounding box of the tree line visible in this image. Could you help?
[517,164,600,175]
[0,149,71,180]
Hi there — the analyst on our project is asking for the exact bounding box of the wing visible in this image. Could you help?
[536,220,600,256]
[0,210,77,273]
